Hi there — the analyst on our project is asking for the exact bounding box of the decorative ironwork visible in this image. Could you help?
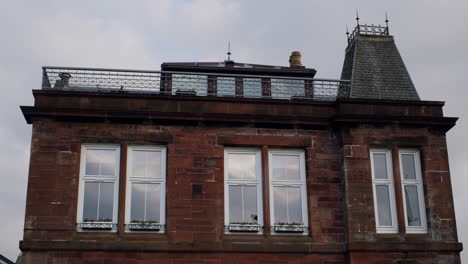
[79,222,114,230]
[41,66,351,101]
[348,24,389,45]
[274,225,306,233]
[127,223,162,231]
[228,224,260,232]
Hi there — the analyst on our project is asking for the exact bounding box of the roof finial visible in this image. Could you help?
[346,24,349,37]
[227,40,232,61]
[356,9,360,26]
[385,12,389,34]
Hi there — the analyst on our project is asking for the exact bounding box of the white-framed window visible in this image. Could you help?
[77,144,120,231]
[125,146,166,232]
[224,148,263,233]
[269,149,308,234]
[370,149,398,233]
[399,149,427,233]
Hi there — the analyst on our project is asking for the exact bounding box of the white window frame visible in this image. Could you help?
[77,144,120,232]
[268,149,308,235]
[125,145,167,232]
[224,148,263,233]
[370,149,398,233]
[399,149,427,233]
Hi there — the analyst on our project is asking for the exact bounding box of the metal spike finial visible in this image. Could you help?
[385,12,389,34]
[227,41,232,61]
[346,24,349,36]
[356,9,360,26]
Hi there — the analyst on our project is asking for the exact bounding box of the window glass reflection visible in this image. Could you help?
[83,182,99,220]
[376,185,392,226]
[373,153,388,180]
[228,153,256,180]
[85,149,115,176]
[146,184,161,222]
[229,185,243,222]
[272,155,300,181]
[273,186,302,224]
[402,154,417,180]
[82,182,114,221]
[405,185,421,226]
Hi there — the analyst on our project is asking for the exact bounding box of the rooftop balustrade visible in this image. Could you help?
[42,66,351,101]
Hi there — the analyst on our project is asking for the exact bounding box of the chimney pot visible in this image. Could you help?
[289,51,303,67]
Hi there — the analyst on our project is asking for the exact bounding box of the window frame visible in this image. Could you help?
[268,149,308,235]
[125,145,167,233]
[398,149,427,234]
[370,149,399,234]
[224,148,263,233]
[76,144,120,232]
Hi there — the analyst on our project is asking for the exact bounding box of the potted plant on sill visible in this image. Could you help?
[274,222,305,233]
[128,219,161,231]
[80,218,113,230]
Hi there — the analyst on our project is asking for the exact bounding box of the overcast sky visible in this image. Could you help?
[0,0,467,262]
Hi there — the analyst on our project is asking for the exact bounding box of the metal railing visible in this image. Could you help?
[42,66,351,100]
[348,24,389,44]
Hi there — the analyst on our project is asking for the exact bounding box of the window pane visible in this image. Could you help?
[272,155,300,181]
[131,183,145,221]
[132,150,162,178]
[85,150,100,175]
[85,149,115,176]
[288,187,302,223]
[376,185,392,226]
[100,150,116,176]
[132,150,147,177]
[405,185,422,227]
[147,151,162,178]
[229,185,243,223]
[99,182,114,221]
[373,153,388,180]
[401,154,417,180]
[273,186,288,223]
[243,186,258,223]
[146,184,161,222]
[243,78,262,98]
[228,153,256,180]
[83,182,99,220]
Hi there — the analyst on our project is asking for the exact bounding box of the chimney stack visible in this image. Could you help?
[289,51,303,68]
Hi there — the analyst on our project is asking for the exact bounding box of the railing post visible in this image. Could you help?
[235,77,244,97]
[42,68,51,89]
[305,79,313,98]
[207,75,217,96]
[160,73,172,95]
[261,78,271,97]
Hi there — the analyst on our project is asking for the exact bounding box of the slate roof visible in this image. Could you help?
[341,34,420,100]
[161,61,317,78]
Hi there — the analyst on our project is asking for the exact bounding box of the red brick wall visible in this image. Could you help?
[20,93,462,263]
[341,125,458,243]
[22,120,345,262]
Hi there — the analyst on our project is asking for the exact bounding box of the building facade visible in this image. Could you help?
[20,25,462,263]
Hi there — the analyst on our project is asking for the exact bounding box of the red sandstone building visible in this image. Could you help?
[20,24,462,263]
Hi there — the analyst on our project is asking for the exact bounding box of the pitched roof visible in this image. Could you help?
[341,34,420,100]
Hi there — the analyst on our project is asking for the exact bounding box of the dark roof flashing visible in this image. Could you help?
[161,61,317,78]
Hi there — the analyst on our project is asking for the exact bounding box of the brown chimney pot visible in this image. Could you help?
[289,51,303,67]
